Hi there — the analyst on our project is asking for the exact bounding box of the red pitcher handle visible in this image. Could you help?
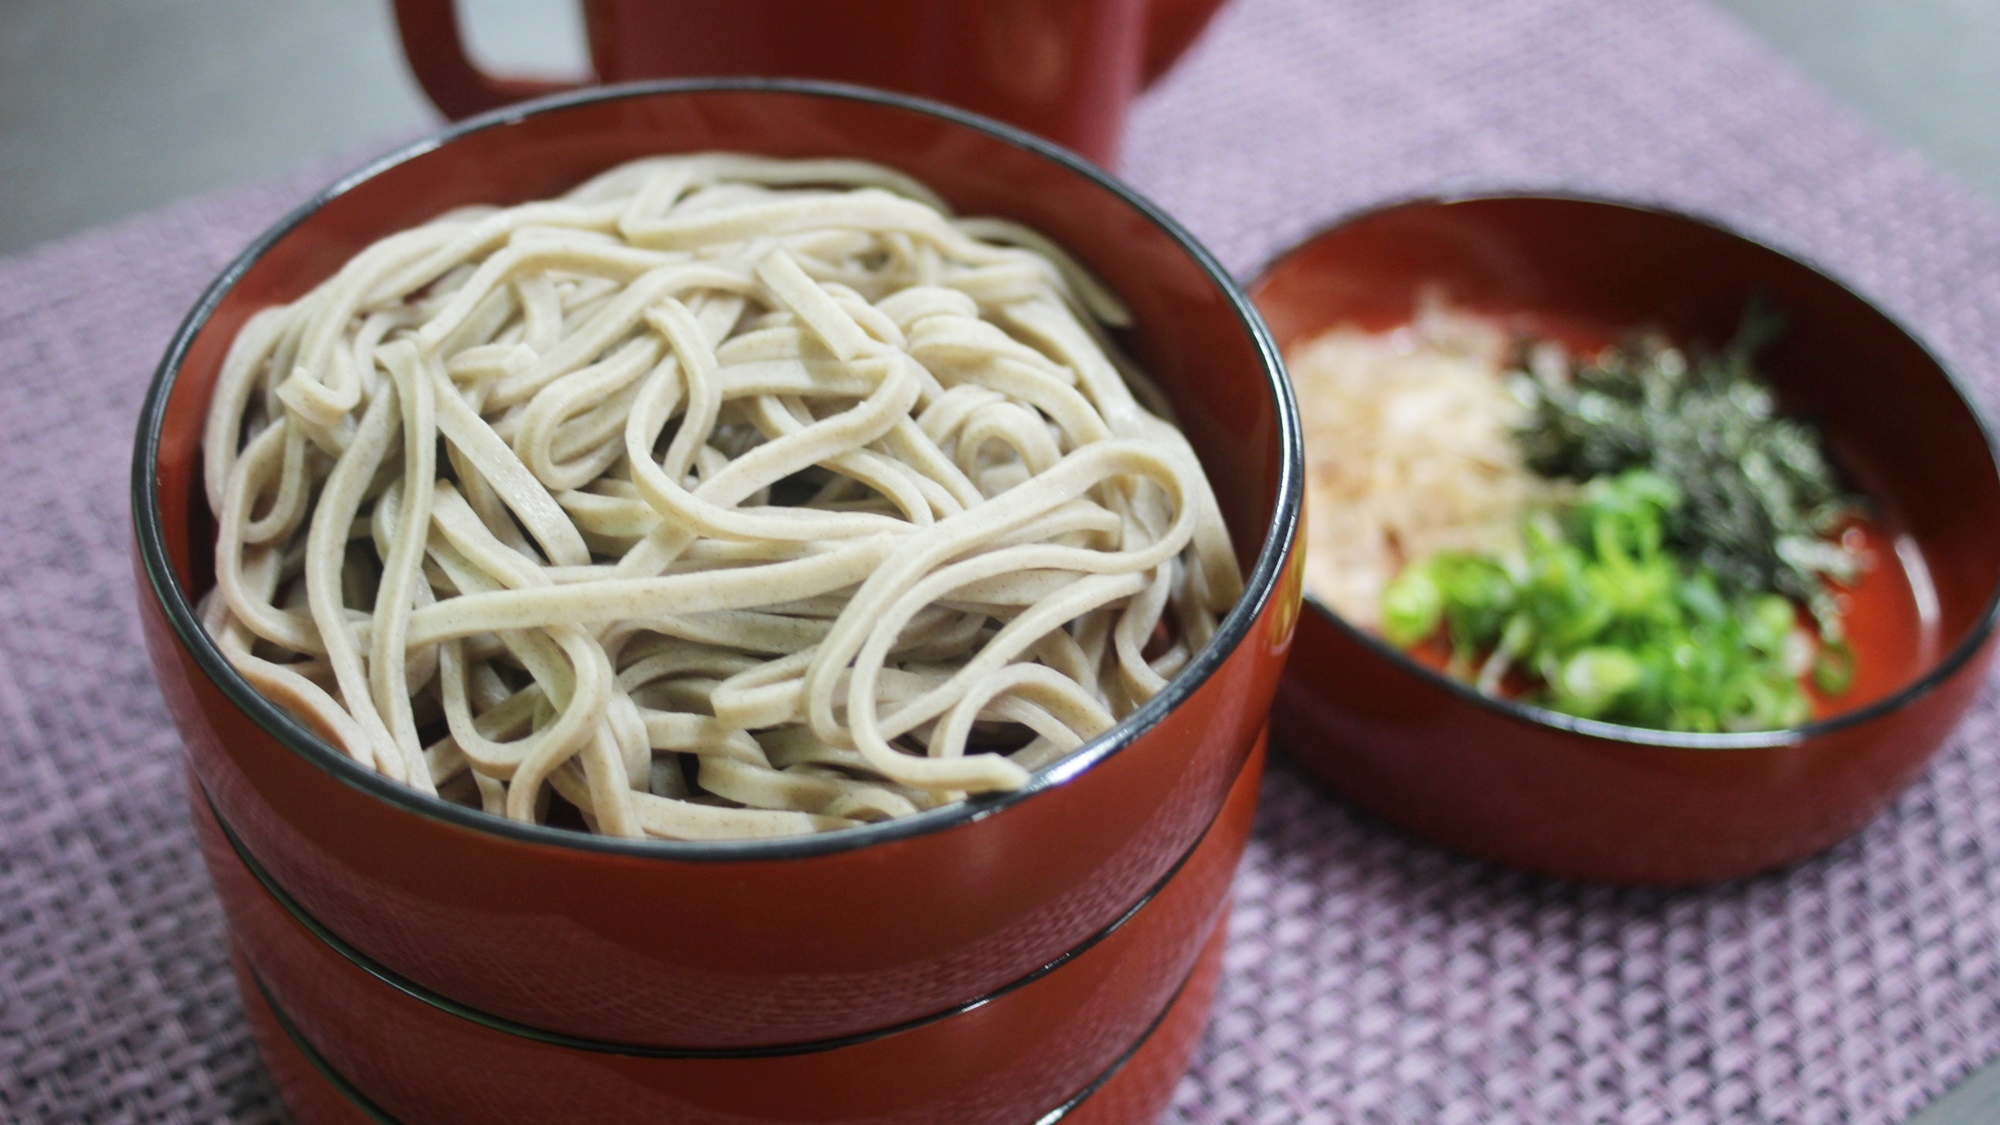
[391,0,582,120]
[1141,0,1229,87]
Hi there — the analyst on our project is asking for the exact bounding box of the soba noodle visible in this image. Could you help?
[199,154,1242,840]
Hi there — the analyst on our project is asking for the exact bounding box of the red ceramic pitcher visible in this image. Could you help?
[390,0,1228,167]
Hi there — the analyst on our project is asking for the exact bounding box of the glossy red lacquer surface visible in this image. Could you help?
[233,948,383,1125]
[136,85,1298,1045]
[1060,908,1228,1125]
[1255,195,2000,883]
[233,914,1229,1125]
[196,740,1258,1124]
[390,0,1229,166]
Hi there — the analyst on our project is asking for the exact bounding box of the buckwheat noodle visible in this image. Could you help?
[200,154,1241,840]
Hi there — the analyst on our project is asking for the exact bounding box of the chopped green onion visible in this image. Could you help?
[1380,565,1443,648]
[1550,648,1642,718]
[1380,467,1838,732]
[1813,638,1857,696]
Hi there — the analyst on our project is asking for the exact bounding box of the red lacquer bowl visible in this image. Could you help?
[133,81,1302,1049]
[232,921,1227,1125]
[198,737,1259,1124]
[1254,194,2000,884]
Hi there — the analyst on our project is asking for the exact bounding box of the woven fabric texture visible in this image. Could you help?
[4,0,2000,1121]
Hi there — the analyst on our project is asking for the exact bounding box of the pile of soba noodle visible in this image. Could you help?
[201,154,1241,840]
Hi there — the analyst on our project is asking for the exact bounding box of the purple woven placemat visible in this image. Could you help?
[4,0,2000,1121]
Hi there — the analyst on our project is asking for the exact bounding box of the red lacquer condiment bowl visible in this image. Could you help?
[131,79,1302,1057]
[1254,194,2000,884]
[196,738,1259,1124]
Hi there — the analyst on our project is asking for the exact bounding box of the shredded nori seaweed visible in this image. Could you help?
[1513,297,1862,639]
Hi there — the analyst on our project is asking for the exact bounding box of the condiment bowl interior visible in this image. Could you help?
[1253,194,2000,882]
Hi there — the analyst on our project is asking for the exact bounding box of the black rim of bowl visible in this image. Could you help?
[1257,188,2000,751]
[132,76,1303,861]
